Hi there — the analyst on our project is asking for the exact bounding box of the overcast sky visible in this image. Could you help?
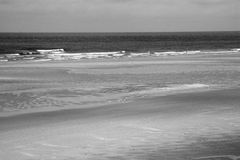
[0,0,239,32]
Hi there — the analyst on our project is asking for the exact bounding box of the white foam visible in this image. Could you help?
[2,48,240,62]
[179,83,209,88]
[0,59,8,62]
[232,48,240,52]
[154,49,239,56]
[80,52,123,59]
[4,54,20,57]
[200,49,240,54]
[154,51,186,56]
[129,52,150,57]
[37,49,65,54]
[112,52,125,57]
[186,50,201,55]
[46,51,124,60]
[46,53,85,60]
[81,51,119,55]
[154,50,202,56]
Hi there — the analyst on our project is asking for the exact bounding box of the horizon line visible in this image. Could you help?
[0,30,239,34]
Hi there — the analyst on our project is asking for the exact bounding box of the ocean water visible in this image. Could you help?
[0,32,240,61]
[1,32,240,113]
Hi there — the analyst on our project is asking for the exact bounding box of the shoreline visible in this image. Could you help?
[1,54,240,118]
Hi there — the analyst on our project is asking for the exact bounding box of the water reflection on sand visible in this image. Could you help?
[1,55,240,159]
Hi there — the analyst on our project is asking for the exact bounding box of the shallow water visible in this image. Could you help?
[1,53,240,159]
[1,54,240,113]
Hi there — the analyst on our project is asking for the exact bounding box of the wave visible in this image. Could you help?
[0,48,240,62]
[154,49,240,56]
[231,48,240,52]
[46,51,125,60]
[37,49,65,54]
[199,49,240,54]
[0,59,8,62]
[128,52,151,57]
[155,51,185,56]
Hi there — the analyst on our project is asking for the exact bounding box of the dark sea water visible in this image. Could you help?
[0,32,240,61]
[1,31,240,53]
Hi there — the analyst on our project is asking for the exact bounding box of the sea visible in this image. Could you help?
[0,31,240,61]
[1,31,240,113]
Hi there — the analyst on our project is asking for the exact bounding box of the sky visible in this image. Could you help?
[0,0,239,32]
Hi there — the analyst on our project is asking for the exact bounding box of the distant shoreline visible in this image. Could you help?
[0,31,240,33]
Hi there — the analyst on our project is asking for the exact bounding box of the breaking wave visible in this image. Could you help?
[37,49,65,54]
[0,48,240,62]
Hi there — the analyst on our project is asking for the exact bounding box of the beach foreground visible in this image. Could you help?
[1,54,240,160]
[1,88,240,160]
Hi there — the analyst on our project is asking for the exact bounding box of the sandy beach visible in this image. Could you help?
[1,88,240,160]
[1,54,240,160]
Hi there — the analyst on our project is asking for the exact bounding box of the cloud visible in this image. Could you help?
[0,0,239,32]
[191,0,240,6]
[0,0,12,4]
[0,0,238,11]
[0,0,238,18]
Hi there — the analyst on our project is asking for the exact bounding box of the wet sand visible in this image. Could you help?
[1,55,240,159]
[1,88,240,160]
